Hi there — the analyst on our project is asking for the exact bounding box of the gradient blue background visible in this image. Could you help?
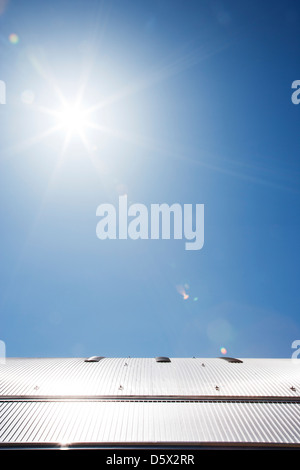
[0,0,300,358]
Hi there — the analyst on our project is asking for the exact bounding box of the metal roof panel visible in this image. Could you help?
[0,400,299,445]
[0,357,299,398]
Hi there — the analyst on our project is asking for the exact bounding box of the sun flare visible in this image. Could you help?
[56,103,89,135]
[43,97,96,152]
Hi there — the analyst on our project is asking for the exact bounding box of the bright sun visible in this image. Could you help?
[27,77,111,155]
[45,98,96,152]
[57,104,88,135]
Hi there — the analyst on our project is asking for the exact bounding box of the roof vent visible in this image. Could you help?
[155,356,171,363]
[219,357,243,364]
[84,356,105,362]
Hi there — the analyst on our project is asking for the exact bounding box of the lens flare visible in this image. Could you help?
[21,89,35,105]
[176,284,189,300]
[9,33,19,44]
[220,347,227,355]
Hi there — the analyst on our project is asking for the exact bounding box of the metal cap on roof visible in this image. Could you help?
[155,356,171,363]
[218,357,243,363]
[84,356,105,362]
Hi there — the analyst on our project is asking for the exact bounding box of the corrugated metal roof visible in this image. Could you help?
[0,400,299,445]
[0,357,299,398]
[0,357,300,447]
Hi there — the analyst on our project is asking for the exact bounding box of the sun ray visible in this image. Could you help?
[4,124,63,158]
[84,39,232,116]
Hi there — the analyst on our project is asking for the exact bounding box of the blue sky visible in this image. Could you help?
[0,0,300,358]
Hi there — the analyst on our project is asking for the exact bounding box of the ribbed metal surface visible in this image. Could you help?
[0,400,299,445]
[0,357,299,398]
